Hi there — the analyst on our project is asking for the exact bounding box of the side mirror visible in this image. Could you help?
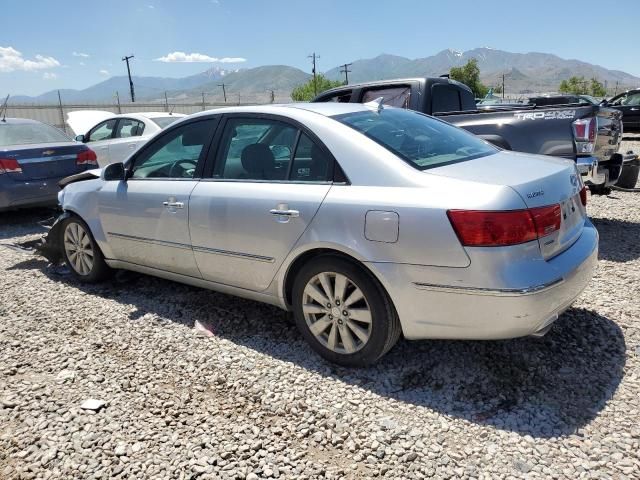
[75,134,86,143]
[103,162,126,181]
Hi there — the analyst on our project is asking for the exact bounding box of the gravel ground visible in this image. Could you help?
[1,157,639,479]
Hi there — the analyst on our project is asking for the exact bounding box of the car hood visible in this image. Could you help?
[66,110,115,136]
[58,167,102,188]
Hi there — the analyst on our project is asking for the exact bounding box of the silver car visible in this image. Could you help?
[55,103,598,366]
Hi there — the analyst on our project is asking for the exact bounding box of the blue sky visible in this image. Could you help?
[2,0,639,96]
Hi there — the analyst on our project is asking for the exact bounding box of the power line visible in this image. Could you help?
[122,55,135,102]
[340,63,352,84]
[308,53,320,96]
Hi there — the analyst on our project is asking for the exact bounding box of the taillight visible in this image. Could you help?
[76,149,98,166]
[579,186,587,207]
[447,205,561,247]
[0,158,22,174]
[572,117,597,154]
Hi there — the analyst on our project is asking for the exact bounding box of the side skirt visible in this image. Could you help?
[105,259,287,310]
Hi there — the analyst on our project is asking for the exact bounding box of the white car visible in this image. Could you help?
[67,111,186,167]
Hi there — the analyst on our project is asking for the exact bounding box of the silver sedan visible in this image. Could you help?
[54,102,598,366]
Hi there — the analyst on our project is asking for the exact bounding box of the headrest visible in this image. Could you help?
[241,143,275,174]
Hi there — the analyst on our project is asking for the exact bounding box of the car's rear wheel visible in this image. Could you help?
[292,256,401,367]
[61,216,111,283]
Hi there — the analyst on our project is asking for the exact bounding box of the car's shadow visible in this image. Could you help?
[592,217,640,262]
[7,257,627,439]
[0,208,56,240]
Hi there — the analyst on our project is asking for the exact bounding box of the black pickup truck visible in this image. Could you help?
[313,78,624,192]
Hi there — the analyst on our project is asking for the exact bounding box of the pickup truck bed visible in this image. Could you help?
[314,78,624,191]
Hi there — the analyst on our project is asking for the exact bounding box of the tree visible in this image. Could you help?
[589,78,606,97]
[291,75,344,101]
[559,76,607,96]
[449,59,488,98]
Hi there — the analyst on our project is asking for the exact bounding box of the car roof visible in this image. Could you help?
[115,112,187,119]
[0,117,45,125]
[188,102,374,121]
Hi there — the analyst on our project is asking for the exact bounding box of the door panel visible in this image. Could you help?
[98,180,200,276]
[108,137,145,164]
[189,182,331,291]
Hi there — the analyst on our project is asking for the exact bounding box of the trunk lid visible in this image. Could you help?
[430,150,586,259]
[1,142,89,181]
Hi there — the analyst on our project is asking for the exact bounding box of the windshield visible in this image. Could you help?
[0,122,71,147]
[334,108,497,170]
[150,116,181,129]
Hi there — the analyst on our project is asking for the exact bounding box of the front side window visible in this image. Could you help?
[362,86,411,108]
[626,93,640,106]
[87,119,116,142]
[215,118,297,180]
[115,119,145,138]
[130,120,214,179]
[335,108,496,170]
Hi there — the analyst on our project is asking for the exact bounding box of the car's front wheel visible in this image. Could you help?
[61,216,111,283]
[292,256,401,367]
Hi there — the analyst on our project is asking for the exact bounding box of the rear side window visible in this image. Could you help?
[290,133,331,182]
[87,119,116,142]
[151,116,182,129]
[322,91,353,103]
[334,108,496,170]
[431,85,462,113]
[362,86,411,108]
[115,119,145,138]
[0,122,70,146]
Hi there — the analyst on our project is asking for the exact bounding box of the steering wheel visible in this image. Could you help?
[169,159,197,178]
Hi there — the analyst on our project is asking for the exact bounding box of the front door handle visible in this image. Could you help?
[163,200,184,209]
[631,108,639,111]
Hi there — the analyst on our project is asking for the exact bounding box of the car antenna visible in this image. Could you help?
[364,96,385,113]
[0,94,9,122]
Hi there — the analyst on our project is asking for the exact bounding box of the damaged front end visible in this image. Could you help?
[33,211,72,264]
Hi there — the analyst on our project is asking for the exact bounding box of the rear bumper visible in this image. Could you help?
[0,177,61,210]
[577,153,623,187]
[369,221,598,340]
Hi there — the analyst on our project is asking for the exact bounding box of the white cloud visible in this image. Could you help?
[72,51,90,58]
[0,46,60,72]
[154,51,246,63]
[43,72,58,80]
[147,4,155,8]
[79,61,85,66]
[99,69,109,75]
[211,0,220,4]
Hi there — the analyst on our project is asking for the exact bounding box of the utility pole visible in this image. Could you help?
[502,73,505,100]
[201,92,206,111]
[340,63,352,85]
[122,55,135,102]
[614,81,619,96]
[218,83,227,103]
[308,52,320,96]
[269,90,275,103]
[115,91,122,113]
[237,93,241,105]
[57,90,65,134]
[164,91,169,112]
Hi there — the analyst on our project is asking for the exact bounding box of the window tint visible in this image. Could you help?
[323,91,353,103]
[0,122,70,147]
[335,108,496,170]
[362,86,411,108]
[115,118,145,138]
[215,118,297,181]
[431,85,462,113]
[131,120,213,179]
[88,119,116,142]
[290,133,332,182]
[626,93,640,106]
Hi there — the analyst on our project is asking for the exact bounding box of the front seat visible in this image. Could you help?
[240,143,276,179]
[129,125,141,137]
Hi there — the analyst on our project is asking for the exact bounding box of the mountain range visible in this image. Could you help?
[11,48,640,104]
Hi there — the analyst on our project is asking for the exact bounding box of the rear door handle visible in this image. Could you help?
[631,108,639,111]
[270,208,299,217]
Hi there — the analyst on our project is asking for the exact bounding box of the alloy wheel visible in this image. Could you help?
[302,272,372,354]
[63,222,94,275]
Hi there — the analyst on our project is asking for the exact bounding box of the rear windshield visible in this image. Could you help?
[150,116,181,129]
[334,108,496,170]
[0,122,71,147]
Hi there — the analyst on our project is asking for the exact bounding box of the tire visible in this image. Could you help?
[60,216,112,283]
[616,163,640,189]
[292,256,401,367]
